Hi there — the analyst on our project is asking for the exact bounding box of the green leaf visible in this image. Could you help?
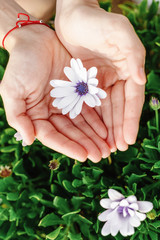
[6,192,19,201]
[149,231,158,240]
[13,159,28,180]
[0,66,4,80]
[62,180,77,193]
[39,213,63,227]
[146,71,160,93]
[72,179,83,188]
[0,145,17,153]
[150,221,160,229]
[62,209,80,224]
[68,232,82,240]
[71,196,85,210]
[0,48,9,67]
[46,226,63,240]
[156,42,160,47]
[24,222,35,237]
[9,208,17,221]
[53,196,70,214]
[128,173,147,186]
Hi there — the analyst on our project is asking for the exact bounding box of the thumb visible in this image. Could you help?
[1,93,35,145]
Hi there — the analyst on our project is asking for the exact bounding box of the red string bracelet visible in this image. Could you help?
[2,13,50,49]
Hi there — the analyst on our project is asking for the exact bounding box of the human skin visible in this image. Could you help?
[55,0,146,151]
[0,0,111,162]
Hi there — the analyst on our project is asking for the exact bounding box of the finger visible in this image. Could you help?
[124,79,145,144]
[34,119,87,162]
[111,81,128,151]
[71,114,111,158]
[50,114,102,163]
[0,92,35,145]
[101,87,117,152]
[81,104,108,139]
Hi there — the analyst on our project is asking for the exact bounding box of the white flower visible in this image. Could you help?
[50,58,107,119]
[14,132,27,146]
[98,189,153,237]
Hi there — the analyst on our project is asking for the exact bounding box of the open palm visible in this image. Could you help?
[0,30,110,162]
[55,4,145,151]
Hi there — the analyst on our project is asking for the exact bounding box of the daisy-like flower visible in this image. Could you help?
[14,132,27,146]
[50,58,107,119]
[98,189,153,237]
[0,165,12,178]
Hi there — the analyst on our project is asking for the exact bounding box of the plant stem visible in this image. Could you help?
[49,170,53,184]
[155,109,159,132]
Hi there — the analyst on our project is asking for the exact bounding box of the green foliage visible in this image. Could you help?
[0,0,160,239]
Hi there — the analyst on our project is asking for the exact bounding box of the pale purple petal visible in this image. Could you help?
[135,211,146,221]
[120,218,130,237]
[127,224,135,236]
[64,67,77,83]
[56,93,78,109]
[100,199,112,209]
[119,199,129,207]
[123,208,128,217]
[22,140,27,147]
[97,88,107,99]
[88,67,97,78]
[70,58,80,75]
[110,201,119,209]
[79,68,87,83]
[74,97,84,115]
[62,96,80,115]
[50,87,75,98]
[69,109,78,119]
[129,203,138,211]
[52,98,63,107]
[109,211,123,236]
[88,85,99,94]
[76,58,84,69]
[128,208,135,217]
[50,80,74,87]
[126,195,137,203]
[84,94,96,107]
[88,78,98,86]
[14,132,23,141]
[93,95,101,106]
[137,201,153,213]
[101,221,111,236]
[108,189,124,201]
[98,209,112,222]
[129,215,141,227]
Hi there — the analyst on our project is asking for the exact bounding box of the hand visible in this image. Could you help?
[55,2,146,151]
[0,26,110,162]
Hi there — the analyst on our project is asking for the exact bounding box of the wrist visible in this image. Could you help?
[4,23,53,53]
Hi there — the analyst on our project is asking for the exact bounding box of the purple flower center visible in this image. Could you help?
[76,82,88,96]
[118,206,133,217]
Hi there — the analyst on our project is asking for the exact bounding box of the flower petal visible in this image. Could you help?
[110,201,119,209]
[101,221,111,236]
[126,195,137,203]
[120,199,129,207]
[79,68,87,83]
[97,88,107,99]
[74,97,84,115]
[50,87,75,98]
[69,109,78,119]
[56,93,78,109]
[84,94,96,107]
[120,218,130,237]
[62,96,80,115]
[70,58,80,74]
[127,224,135,236]
[88,85,99,94]
[137,201,153,213]
[93,95,101,106]
[76,58,84,69]
[98,209,112,222]
[52,98,63,107]
[108,189,124,201]
[123,208,128,217]
[50,80,74,87]
[129,203,138,211]
[88,67,97,78]
[128,208,135,217]
[135,211,146,221]
[64,67,77,83]
[100,199,112,209]
[14,132,23,141]
[88,78,98,86]
[129,215,141,227]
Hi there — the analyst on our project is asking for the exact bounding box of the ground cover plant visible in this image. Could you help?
[0,0,160,239]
